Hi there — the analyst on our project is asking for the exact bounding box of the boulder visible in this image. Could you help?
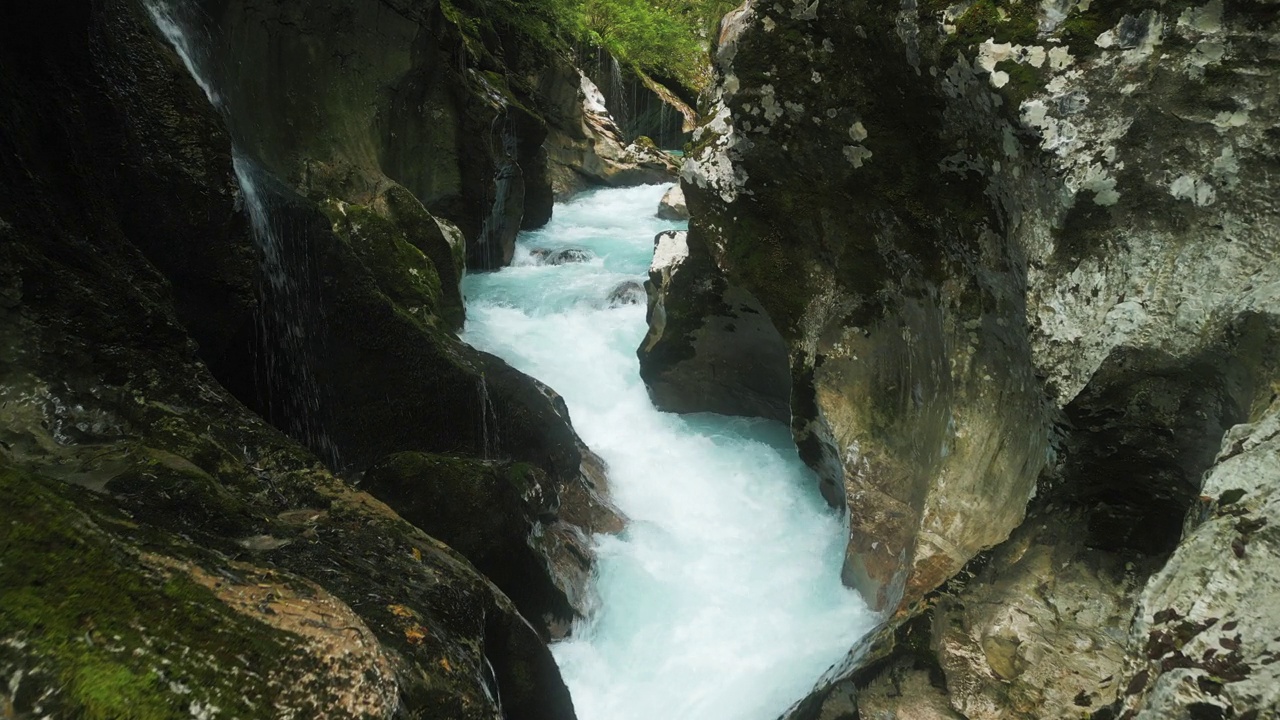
[657,183,689,220]
[639,230,791,422]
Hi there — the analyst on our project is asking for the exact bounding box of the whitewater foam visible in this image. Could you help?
[462,184,873,720]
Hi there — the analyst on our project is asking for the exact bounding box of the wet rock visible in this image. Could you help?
[0,1,583,715]
[657,183,689,220]
[363,453,585,638]
[606,280,646,307]
[639,230,792,422]
[530,246,596,265]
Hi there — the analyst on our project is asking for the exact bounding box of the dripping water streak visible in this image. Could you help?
[144,0,337,467]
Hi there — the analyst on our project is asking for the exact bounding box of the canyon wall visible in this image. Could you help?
[641,0,1280,716]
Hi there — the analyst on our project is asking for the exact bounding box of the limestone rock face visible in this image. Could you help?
[1119,397,1280,719]
[544,71,681,198]
[187,0,558,271]
[653,0,1280,714]
[650,0,1280,631]
[657,183,690,220]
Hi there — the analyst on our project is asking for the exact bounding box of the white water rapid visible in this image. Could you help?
[461,185,876,720]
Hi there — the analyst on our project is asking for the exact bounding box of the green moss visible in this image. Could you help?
[995,59,1047,104]
[1058,9,1106,56]
[323,199,445,324]
[0,463,305,718]
[945,0,1041,55]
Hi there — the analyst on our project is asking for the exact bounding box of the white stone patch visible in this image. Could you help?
[822,38,835,52]
[763,16,777,32]
[1211,145,1239,187]
[1040,0,1072,32]
[650,231,689,275]
[942,2,973,34]
[991,71,1010,88]
[844,145,873,167]
[580,72,610,115]
[1025,45,1047,68]
[760,84,784,122]
[849,121,868,142]
[1169,174,1216,206]
[791,0,820,21]
[1178,0,1223,33]
[1212,110,1249,129]
[811,71,822,83]
[1080,165,1120,205]
[1192,40,1226,67]
[1048,46,1074,70]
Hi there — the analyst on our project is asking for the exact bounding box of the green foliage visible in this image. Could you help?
[446,0,740,90]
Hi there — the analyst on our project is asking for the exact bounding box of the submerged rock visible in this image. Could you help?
[530,246,596,265]
[657,183,690,220]
[606,280,646,307]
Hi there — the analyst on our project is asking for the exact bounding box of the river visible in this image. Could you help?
[461,184,874,720]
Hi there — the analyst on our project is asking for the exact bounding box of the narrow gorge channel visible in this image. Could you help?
[462,185,875,719]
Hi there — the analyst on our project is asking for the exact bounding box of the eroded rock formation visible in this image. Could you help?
[642,0,1280,716]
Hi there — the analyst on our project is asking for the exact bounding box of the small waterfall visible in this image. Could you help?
[475,115,523,270]
[233,155,338,467]
[608,56,631,141]
[144,0,337,467]
[144,0,219,108]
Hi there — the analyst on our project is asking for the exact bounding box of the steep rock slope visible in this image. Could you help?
[0,0,622,714]
[641,0,1280,715]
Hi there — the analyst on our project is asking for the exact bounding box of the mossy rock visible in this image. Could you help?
[0,463,329,719]
[362,451,576,637]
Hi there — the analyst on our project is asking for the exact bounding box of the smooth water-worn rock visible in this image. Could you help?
[544,71,681,198]
[605,280,647,307]
[640,230,792,422]
[362,452,618,639]
[657,183,690,220]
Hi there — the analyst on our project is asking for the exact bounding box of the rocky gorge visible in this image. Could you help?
[1,0,1277,719]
